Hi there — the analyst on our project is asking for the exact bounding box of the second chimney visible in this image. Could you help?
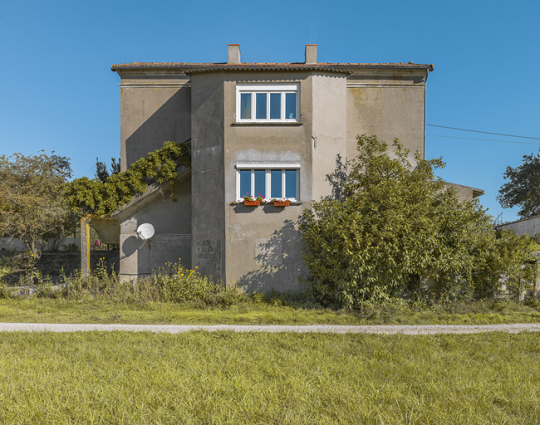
[228,44,241,64]
[305,44,317,64]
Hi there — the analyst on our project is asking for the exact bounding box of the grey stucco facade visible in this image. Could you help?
[110,44,442,291]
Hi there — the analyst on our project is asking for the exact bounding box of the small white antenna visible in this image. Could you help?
[136,223,155,250]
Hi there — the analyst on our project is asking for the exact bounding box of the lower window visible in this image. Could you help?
[236,164,299,201]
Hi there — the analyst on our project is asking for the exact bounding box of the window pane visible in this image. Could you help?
[240,94,251,120]
[256,93,267,119]
[240,170,251,198]
[270,93,281,119]
[271,170,282,198]
[254,170,265,198]
[285,170,297,198]
[285,93,296,120]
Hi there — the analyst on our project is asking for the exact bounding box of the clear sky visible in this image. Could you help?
[1,0,538,223]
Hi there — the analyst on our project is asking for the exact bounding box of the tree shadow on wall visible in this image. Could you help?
[325,153,348,201]
[236,219,307,293]
[236,155,348,293]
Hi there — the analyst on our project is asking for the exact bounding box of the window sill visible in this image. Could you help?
[230,201,302,206]
[231,122,303,127]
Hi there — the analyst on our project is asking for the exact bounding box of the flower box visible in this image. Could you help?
[244,200,261,206]
[273,200,291,207]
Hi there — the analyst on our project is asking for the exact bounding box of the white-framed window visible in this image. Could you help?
[236,84,299,122]
[236,163,300,201]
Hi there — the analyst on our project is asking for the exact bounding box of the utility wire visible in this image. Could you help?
[426,134,540,146]
[427,124,540,141]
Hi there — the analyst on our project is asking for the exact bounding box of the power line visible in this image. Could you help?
[427,124,540,141]
[426,134,540,146]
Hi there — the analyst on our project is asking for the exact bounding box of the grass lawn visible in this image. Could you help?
[2,298,540,325]
[1,331,539,424]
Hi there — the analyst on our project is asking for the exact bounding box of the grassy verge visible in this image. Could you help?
[2,298,540,325]
[3,261,540,325]
[1,331,539,424]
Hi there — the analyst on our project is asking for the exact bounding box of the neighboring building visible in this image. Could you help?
[102,44,481,292]
[496,216,540,242]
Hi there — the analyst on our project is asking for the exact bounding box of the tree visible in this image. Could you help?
[299,135,536,309]
[95,157,120,182]
[498,151,540,219]
[0,151,72,260]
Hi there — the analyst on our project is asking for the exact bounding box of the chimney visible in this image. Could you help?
[305,44,317,64]
[228,44,241,64]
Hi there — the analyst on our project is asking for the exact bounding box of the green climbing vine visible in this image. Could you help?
[64,141,191,216]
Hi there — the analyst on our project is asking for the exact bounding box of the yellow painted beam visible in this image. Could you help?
[80,216,91,277]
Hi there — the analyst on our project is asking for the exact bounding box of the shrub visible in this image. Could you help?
[150,263,247,306]
[300,135,536,310]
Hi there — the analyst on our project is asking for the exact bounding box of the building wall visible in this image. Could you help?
[311,73,348,200]
[222,72,316,292]
[190,73,226,281]
[445,182,477,202]
[118,70,191,170]
[498,216,540,242]
[346,69,427,161]
[119,179,192,281]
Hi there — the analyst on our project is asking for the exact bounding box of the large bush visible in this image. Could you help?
[299,135,536,309]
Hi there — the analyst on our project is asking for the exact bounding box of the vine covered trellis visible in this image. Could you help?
[64,141,191,216]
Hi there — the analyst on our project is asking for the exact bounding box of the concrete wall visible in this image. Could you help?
[498,216,540,242]
[119,178,192,280]
[222,72,316,292]
[190,73,226,281]
[311,73,348,200]
[117,70,191,170]
[445,182,477,202]
[346,69,427,162]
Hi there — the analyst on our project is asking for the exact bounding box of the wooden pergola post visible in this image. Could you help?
[80,216,91,277]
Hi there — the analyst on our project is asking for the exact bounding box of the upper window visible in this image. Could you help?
[236,84,299,122]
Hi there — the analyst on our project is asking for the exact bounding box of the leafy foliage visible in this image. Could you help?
[0,151,72,260]
[64,141,191,215]
[300,135,536,309]
[498,151,540,219]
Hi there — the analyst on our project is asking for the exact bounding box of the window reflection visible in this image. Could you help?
[240,94,251,120]
[285,93,296,119]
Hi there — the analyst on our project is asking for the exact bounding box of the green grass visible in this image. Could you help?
[2,298,540,325]
[1,331,540,424]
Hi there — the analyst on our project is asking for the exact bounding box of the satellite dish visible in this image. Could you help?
[137,223,155,240]
[136,223,155,250]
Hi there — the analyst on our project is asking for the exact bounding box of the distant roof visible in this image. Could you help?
[111,62,434,73]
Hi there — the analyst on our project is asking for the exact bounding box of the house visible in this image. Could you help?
[104,44,482,292]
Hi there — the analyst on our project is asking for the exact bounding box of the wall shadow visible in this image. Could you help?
[236,219,307,293]
[121,235,140,258]
[124,86,191,167]
[233,204,258,214]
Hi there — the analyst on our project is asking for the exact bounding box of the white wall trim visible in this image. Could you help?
[235,163,301,169]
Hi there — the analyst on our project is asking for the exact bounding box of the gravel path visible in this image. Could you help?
[1,323,540,334]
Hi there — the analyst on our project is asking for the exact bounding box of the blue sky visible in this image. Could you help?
[1,0,538,222]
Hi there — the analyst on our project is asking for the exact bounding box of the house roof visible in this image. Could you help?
[111,62,434,73]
